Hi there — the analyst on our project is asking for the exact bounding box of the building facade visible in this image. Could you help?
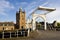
[16,8,26,29]
[0,22,14,31]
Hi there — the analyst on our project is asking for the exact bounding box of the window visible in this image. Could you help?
[8,24,14,26]
[0,24,5,26]
[22,18,24,20]
[0,24,3,26]
[21,26,23,29]
[4,24,7,26]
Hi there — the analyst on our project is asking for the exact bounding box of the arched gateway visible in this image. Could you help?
[32,6,56,31]
[32,14,46,30]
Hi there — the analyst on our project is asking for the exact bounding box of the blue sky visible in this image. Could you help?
[0,0,60,23]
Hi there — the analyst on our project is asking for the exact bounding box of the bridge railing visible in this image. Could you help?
[0,29,29,39]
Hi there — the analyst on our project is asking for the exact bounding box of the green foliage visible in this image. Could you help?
[57,23,60,27]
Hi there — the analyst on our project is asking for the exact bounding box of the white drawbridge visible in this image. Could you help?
[27,6,56,31]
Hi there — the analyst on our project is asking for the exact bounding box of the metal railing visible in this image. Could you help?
[0,29,29,39]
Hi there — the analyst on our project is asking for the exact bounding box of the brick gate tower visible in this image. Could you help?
[16,8,26,29]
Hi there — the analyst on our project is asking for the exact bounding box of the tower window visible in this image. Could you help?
[21,26,23,29]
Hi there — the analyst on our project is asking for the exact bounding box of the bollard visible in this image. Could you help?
[17,30,18,38]
[10,32,11,38]
[27,29,29,37]
[21,31,22,36]
[2,31,4,39]
[15,32,16,37]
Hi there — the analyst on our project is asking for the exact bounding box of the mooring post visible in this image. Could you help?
[17,30,18,38]
[27,29,29,37]
[15,32,16,37]
[10,32,11,38]
[21,31,22,36]
[2,31,4,39]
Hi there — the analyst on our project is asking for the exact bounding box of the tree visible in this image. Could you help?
[57,23,60,27]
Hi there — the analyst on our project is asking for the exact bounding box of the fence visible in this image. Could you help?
[0,29,29,39]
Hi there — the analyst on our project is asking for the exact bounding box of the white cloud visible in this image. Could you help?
[26,1,49,20]
[40,2,48,6]
[16,2,27,5]
[27,0,60,23]
[24,1,37,19]
[45,0,60,23]
[20,2,28,5]
[16,2,28,8]
[25,1,37,11]
[26,1,49,14]
[46,7,60,23]
[0,0,15,16]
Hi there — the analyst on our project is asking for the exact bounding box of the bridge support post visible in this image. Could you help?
[44,20,47,30]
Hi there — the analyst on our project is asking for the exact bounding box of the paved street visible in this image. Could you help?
[33,30,60,40]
